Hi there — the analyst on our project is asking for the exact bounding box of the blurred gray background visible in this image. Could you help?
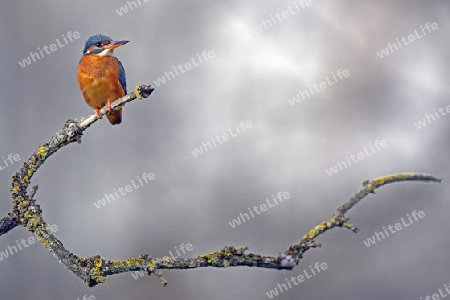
[0,1,449,299]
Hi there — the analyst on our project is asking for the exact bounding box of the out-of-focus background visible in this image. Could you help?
[1,1,449,299]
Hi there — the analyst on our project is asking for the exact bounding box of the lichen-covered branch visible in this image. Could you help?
[6,85,155,285]
[284,173,442,265]
[1,83,442,287]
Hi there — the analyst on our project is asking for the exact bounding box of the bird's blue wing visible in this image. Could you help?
[116,58,127,94]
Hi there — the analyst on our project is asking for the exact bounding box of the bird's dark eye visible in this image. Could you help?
[96,42,102,47]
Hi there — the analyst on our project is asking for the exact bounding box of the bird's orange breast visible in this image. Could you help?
[77,55,125,109]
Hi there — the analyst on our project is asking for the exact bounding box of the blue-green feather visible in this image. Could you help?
[117,58,127,94]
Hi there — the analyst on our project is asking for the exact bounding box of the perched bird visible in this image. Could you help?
[77,34,129,125]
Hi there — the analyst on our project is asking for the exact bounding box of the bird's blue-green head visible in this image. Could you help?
[82,34,129,56]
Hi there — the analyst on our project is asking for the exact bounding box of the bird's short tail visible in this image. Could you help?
[106,107,122,125]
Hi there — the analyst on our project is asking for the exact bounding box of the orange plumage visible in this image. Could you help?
[78,55,124,124]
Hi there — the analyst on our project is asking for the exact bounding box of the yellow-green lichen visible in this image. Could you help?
[89,257,107,284]
[134,86,143,99]
[188,260,197,268]
[38,146,47,157]
[343,221,352,227]
[316,222,327,231]
[125,258,142,267]
[26,216,42,231]
[35,228,50,248]
[199,253,211,260]
[146,258,158,272]
[303,230,316,239]
[372,177,385,186]
[20,177,28,184]
[96,276,106,283]
[19,200,29,206]
[94,257,103,269]
[110,258,142,271]
[110,260,126,270]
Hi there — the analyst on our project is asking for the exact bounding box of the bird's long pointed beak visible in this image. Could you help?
[103,40,129,50]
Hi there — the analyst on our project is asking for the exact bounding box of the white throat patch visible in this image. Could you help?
[97,48,115,57]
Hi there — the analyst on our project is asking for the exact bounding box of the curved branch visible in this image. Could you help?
[2,84,442,287]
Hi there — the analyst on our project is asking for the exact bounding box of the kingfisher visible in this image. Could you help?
[77,34,129,125]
